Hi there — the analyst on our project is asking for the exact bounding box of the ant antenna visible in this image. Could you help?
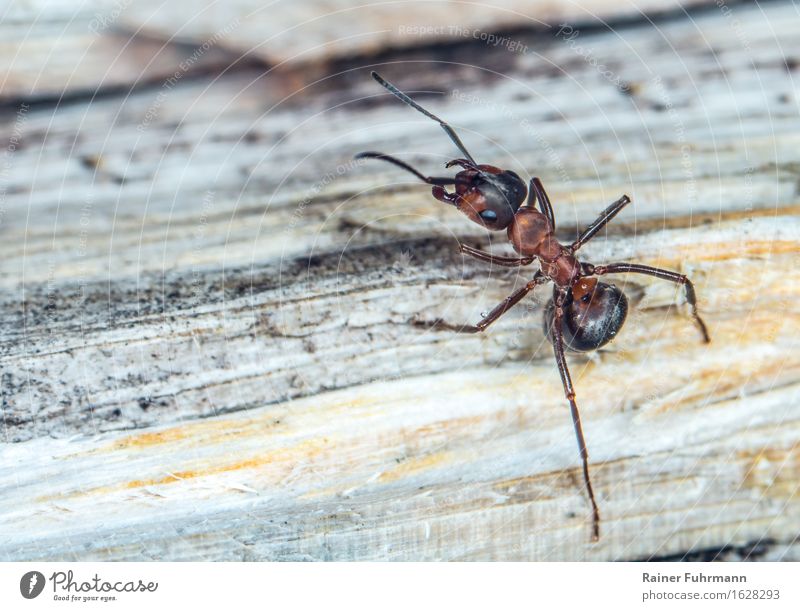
[371,71,478,166]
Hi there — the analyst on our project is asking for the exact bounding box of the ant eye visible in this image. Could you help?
[479,210,498,222]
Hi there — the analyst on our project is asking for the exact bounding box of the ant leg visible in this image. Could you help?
[593,262,710,343]
[459,243,534,267]
[355,152,455,186]
[528,178,555,230]
[550,289,601,541]
[414,273,544,334]
[570,194,631,251]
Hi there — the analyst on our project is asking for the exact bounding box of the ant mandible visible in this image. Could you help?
[356,71,710,541]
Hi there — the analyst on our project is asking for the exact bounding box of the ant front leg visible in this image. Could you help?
[550,288,601,541]
[528,178,555,230]
[570,194,631,251]
[592,262,710,343]
[414,273,544,334]
[459,243,534,267]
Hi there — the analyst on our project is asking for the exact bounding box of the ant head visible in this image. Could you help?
[446,163,527,230]
[362,73,528,230]
[544,279,628,352]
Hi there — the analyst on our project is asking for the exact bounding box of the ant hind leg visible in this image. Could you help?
[414,273,544,334]
[550,288,601,541]
[593,262,710,343]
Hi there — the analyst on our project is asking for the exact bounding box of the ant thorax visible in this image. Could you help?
[507,208,581,286]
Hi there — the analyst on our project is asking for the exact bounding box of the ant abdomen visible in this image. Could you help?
[544,280,628,352]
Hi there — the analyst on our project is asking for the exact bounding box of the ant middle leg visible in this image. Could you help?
[592,262,710,343]
[414,272,544,334]
[459,243,534,267]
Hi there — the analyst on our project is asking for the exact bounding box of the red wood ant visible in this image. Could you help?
[356,71,710,541]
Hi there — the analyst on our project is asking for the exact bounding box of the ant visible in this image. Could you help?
[356,71,710,541]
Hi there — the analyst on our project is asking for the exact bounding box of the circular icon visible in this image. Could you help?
[20,571,45,599]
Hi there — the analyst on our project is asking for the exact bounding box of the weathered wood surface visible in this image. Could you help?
[1,0,799,560]
[117,0,721,65]
[0,1,246,103]
[0,0,728,103]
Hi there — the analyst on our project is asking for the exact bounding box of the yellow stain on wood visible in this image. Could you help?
[625,241,797,273]
[412,414,484,437]
[378,451,452,483]
[621,313,800,414]
[65,370,395,462]
[106,427,193,449]
[741,444,800,500]
[75,405,297,457]
[600,204,800,236]
[39,438,327,503]
[624,309,799,349]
